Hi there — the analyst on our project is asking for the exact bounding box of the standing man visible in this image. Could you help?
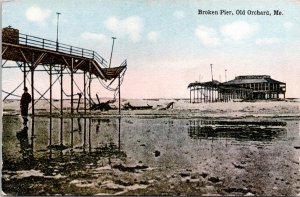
[20,87,32,127]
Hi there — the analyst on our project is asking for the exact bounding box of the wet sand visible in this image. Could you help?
[2,99,300,195]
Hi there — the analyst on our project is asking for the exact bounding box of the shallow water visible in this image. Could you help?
[2,115,300,195]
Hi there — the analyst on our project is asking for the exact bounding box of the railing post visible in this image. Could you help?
[82,48,84,57]
[25,35,28,45]
[70,46,72,54]
[93,51,94,58]
[42,39,45,48]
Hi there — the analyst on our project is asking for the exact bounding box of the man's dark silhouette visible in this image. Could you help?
[20,87,31,127]
[16,127,33,167]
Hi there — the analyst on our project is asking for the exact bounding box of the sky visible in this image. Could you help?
[2,0,300,99]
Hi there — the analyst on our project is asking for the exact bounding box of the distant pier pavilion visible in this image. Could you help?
[188,75,286,103]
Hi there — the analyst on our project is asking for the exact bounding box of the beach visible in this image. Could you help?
[2,99,300,195]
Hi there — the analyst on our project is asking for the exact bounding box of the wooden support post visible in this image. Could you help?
[83,71,87,151]
[23,62,26,89]
[189,88,191,103]
[71,58,74,147]
[200,86,203,103]
[204,87,209,103]
[88,61,92,112]
[88,118,91,152]
[49,64,52,146]
[211,88,213,102]
[84,71,87,114]
[198,88,200,103]
[60,64,63,146]
[83,118,86,152]
[31,66,35,137]
[199,87,201,103]
[196,87,199,103]
[211,87,213,102]
[204,87,206,103]
[207,87,209,102]
[268,83,271,99]
[209,87,211,102]
[193,87,195,103]
[195,88,197,103]
[206,87,208,103]
[119,75,121,114]
[118,117,121,151]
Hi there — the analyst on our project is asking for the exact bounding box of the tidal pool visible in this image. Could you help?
[2,116,300,195]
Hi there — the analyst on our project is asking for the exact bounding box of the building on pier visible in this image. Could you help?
[224,75,286,99]
[188,75,286,103]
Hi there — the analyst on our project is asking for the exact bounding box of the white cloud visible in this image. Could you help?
[283,21,293,30]
[174,10,185,19]
[221,21,259,41]
[81,32,107,42]
[255,37,280,45]
[147,31,159,42]
[104,16,143,42]
[0,0,16,2]
[195,25,220,46]
[25,5,51,24]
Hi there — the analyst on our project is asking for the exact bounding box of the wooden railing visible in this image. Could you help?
[16,33,108,68]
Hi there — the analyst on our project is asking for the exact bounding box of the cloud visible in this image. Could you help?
[220,21,259,41]
[174,10,185,19]
[255,37,280,45]
[81,32,107,42]
[0,0,16,2]
[283,21,294,30]
[147,31,159,42]
[25,5,51,24]
[195,25,220,46]
[104,16,143,42]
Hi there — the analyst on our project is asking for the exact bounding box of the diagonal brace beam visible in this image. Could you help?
[32,53,47,70]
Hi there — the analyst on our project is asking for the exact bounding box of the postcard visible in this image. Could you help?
[1,0,300,195]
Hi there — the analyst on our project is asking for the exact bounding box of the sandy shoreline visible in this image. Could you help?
[3,99,300,119]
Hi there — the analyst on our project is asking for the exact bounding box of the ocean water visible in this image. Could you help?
[2,115,300,195]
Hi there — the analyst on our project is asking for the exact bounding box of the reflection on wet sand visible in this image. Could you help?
[6,117,124,170]
[188,119,287,141]
[16,127,34,169]
[47,117,122,158]
[2,116,300,195]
